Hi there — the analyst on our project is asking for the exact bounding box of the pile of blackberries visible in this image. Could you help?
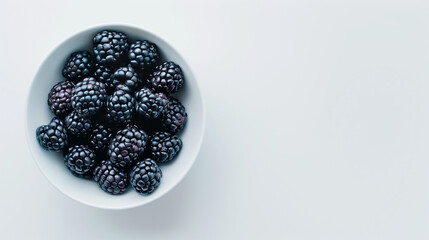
[36,30,187,195]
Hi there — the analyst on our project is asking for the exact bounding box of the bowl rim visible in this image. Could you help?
[25,23,206,210]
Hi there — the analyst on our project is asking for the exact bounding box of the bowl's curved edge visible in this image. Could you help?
[25,23,206,210]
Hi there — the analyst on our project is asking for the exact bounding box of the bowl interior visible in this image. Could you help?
[26,25,204,209]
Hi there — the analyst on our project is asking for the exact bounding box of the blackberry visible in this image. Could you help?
[94,160,128,195]
[129,40,160,73]
[93,64,114,85]
[89,124,113,152]
[71,77,107,117]
[107,65,141,93]
[105,89,135,125]
[162,97,187,134]
[64,145,96,176]
[150,61,184,94]
[93,160,109,182]
[62,51,94,81]
[130,159,162,194]
[149,132,182,163]
[36,118,68,152]
[64,111,92,139]
[115,84,133,94]
[93,30,129,67]
[135,88,168,120]
[71,170,94,180]
[108,125,148,168]
[47,81,75,118]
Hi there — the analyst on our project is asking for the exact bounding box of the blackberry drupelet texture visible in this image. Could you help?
[107,65,141,93]
[94,160,128,195]
[149,132,182,163]
[93,160,110,181]
[162,97,187,134]
[64,145,96,176]
[129,40,160,73]
[135,87,168,120]
[150,61,184,94]
[93,64,114,85]
[64,111,93,139]
[48,81,75,118]
[36,118,68,152]
[108,125,148,168]
[115,83,133,94]
[71,77,107,117]
[130,159,162,194]
[93,30,129,67]
[89,124,113,152]
[62,51,94,81]
[105,88,135,126]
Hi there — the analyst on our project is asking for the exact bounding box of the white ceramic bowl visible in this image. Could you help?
[26,24,205,210]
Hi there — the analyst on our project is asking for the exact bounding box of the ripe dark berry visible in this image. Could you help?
[93,64,114,85]
[108,125,148,168]
[107,65,141,93]
[71,77,107,117]
[150,61,184,94]
[149,132,182,163]
[115,84,133,94]
[62,51,94,81]
[94,160,128,195]
[48,81,75,118]
[135,87,167,120]
[93,30,129,67]
[129,40,160,73]
[130,159,162,194]
[162,97,187,134]
[71,170,94,180]
[89,124,113,152]
[64,145,96,176]
[105,89,135,125]
[93,160,109,182]
[36,118,68,152]
[64,111,92,139]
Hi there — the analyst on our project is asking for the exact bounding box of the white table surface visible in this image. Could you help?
[2,0,429,239]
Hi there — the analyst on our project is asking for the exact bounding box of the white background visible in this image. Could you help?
[1,0,429,239]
